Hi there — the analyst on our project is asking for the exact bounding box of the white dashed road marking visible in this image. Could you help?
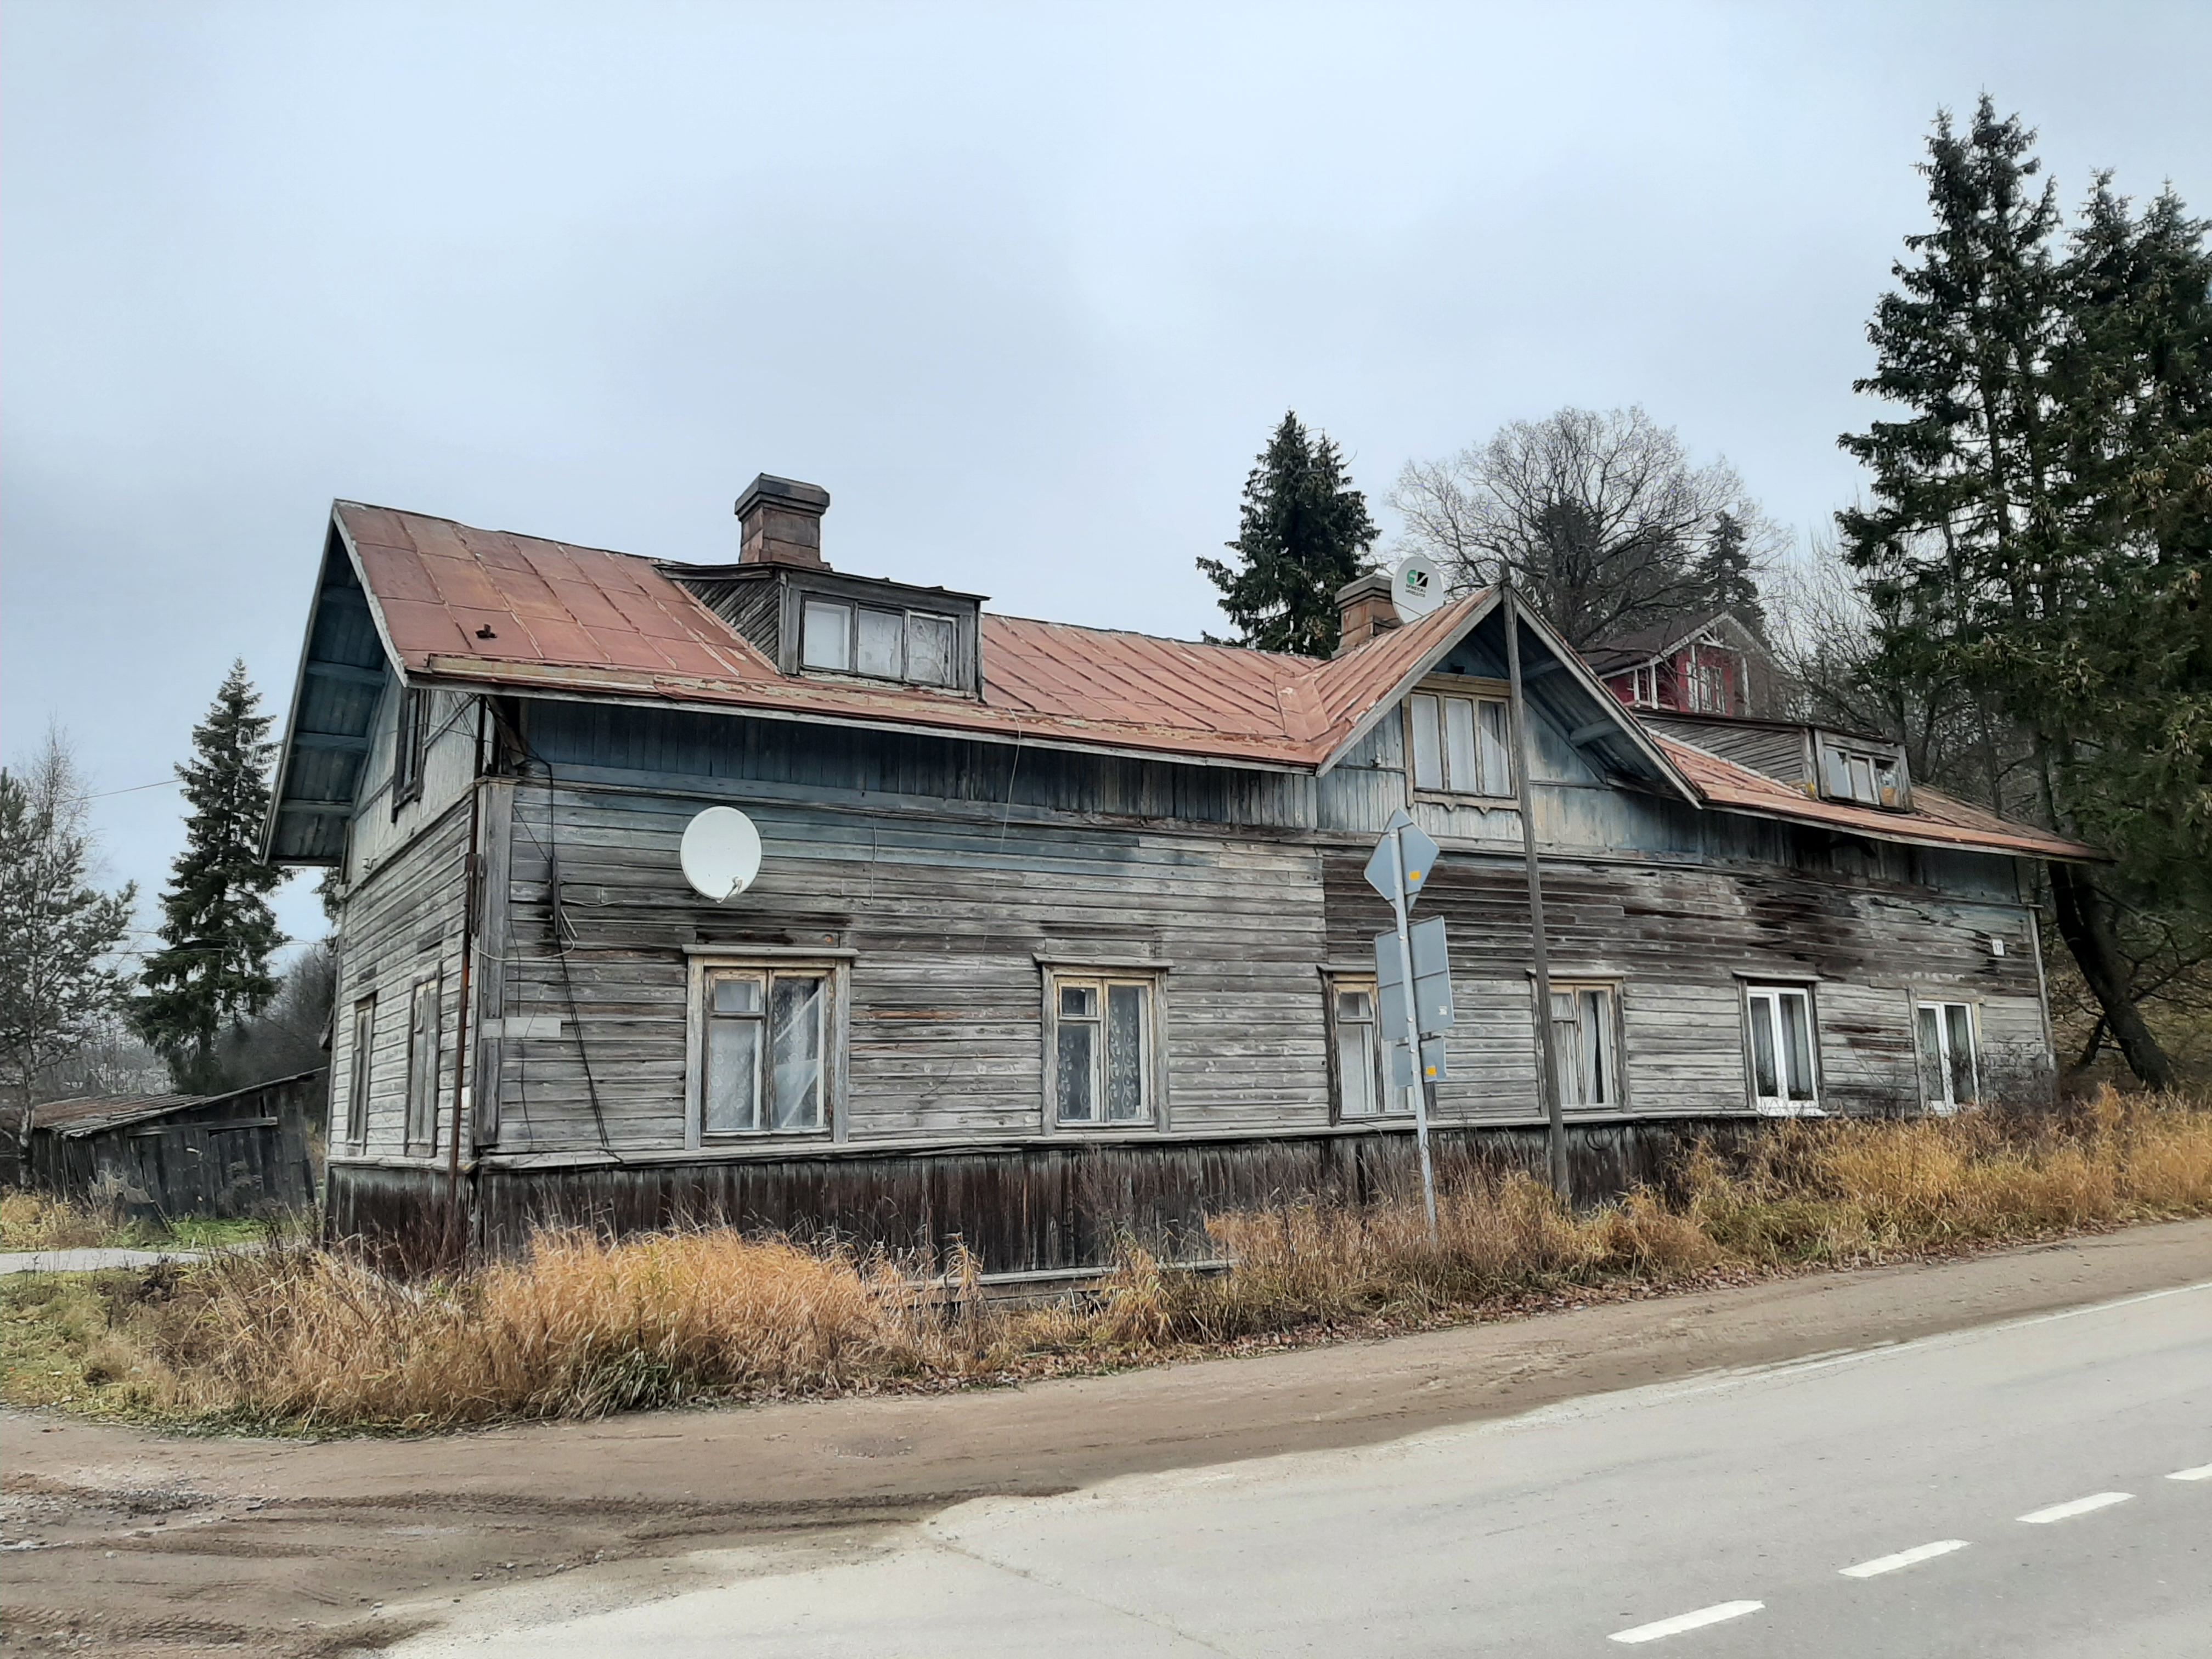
[1608,1602,1765,1644]
[1838,1538,1970,1578]
[2018,1492,2133,1524]
[2167,1463,2212,1482]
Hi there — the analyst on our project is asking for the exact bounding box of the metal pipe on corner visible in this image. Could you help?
[1503,583,1569,1203]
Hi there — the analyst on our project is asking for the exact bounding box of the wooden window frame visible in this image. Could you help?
[1544,977,1627,1112]
[1324,972,1409,1123]
[344,995,375,1147]
[403,972,441,1154]
[1915,997,1980,1115]
[684,955,848,1148]
[1742,981,1822,1116]
[797,596,962,689]
[1403,675,1515,802]
[392,686,430,814]
[1040,965,1168,1132]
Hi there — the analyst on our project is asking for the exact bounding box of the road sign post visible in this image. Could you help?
[1365,811,1446,1239]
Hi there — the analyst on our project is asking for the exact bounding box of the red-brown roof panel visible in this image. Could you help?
[328,502,2087,861]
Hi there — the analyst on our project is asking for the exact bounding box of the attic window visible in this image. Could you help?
[1816,734,1910,811]
[1408,690,1513,797]
[800,598,959,687]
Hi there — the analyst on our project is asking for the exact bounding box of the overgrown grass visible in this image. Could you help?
[0,1192,278,1252]
[4,1090,2208,1431]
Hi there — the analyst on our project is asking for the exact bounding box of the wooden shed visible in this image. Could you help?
[261,476,2095,1270]
[19,1070,325,1222]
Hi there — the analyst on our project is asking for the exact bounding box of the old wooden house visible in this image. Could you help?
[1587,608,1776,718]
[264,478,2090,1268]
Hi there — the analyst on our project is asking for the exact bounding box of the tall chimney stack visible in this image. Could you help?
[1333,572,1399,656]
[735,475,832,567]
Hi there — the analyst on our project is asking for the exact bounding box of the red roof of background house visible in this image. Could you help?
[328,501,2095,861]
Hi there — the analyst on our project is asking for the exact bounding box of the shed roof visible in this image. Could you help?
[17,1093,210,1137]
[285,500,2094,865]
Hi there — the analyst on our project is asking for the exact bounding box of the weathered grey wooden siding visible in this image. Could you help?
[329,796,473,1166]
[523,701,1318,830]
[347,687,478,879]
[480,779,1330,1156]
[1321,847,2048,1120]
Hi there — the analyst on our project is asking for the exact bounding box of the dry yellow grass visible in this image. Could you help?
[8,1089,2208,1430]
[0,1192,114,1250]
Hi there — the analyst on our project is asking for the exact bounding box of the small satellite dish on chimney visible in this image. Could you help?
[680,807,763,902]
[1392,554,1444,622]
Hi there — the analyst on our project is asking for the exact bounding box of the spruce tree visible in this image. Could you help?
[1696,511,1768,639]
[1838,98,2209,1087]
[133,662,286,1092]
[1198,411,1379,656]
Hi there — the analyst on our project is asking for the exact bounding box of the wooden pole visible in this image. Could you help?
[1504,585,1569,1201]
[1385,826,1439,1240]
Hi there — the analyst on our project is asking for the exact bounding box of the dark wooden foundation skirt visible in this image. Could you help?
[325,1117,1773,1274]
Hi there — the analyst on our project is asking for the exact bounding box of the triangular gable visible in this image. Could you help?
[1309,589,1701,804]
[262,513,400,864]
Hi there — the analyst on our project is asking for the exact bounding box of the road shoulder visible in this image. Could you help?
[4,1218,2208,1657]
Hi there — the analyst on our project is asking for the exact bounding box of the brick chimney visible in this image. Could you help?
[1334,572,1399,656]
[735,475,832,567]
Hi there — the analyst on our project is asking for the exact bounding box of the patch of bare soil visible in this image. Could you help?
[4,1218,2207,1657]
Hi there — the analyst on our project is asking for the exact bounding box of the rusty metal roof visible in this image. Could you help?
[1657,736,2098,861]
[332,500,1489,770]
[324,501,2094,861]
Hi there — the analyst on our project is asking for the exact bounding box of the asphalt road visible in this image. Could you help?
[399,1276,2209,1658]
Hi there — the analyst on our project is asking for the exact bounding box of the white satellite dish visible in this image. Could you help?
[680,807,762,903]
[1392,554,1444,622]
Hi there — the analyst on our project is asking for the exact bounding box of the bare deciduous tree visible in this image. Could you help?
[1391,406,1776,647]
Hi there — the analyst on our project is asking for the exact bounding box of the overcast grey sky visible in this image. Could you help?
[4,1,2207,950]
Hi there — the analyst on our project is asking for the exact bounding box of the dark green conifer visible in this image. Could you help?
[133,662,286,1091]
[1198,412,1379,656]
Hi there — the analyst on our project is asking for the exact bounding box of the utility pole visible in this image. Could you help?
[1504,583,1568,1202]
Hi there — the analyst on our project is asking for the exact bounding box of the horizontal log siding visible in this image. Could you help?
[1322,848,2048,1120]
[485,781,1329,1154]
[329,798,473,1165]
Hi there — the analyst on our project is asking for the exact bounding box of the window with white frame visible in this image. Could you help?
[1548,982,1620,1109]
[1047,971,1158,1125]
[404,975,440,1150]
[1743,984,1819,1114]
[1916,1000,1978,1113]
[1327,977,1409,1120]
[345,995,375,1145]
[799,597,960,687]
[1687,658,1728,713]
[697,965,831,1135]
[1407,687,1513,796]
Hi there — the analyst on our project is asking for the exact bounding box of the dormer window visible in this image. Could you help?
[799,598,961,687]
[1816,733,1910,811]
